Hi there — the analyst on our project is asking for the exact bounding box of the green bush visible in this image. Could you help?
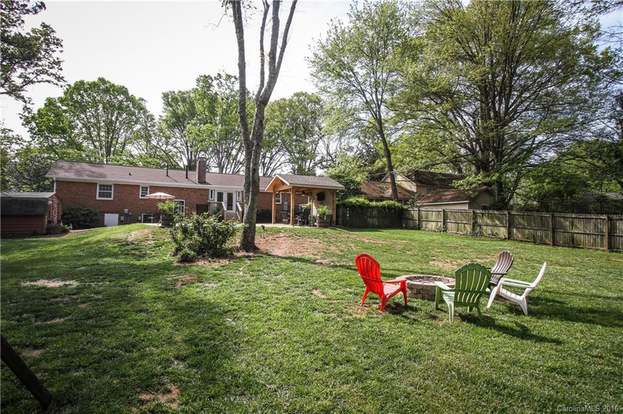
[317,204,330,219]
[46,223,70,235]
[338,196,405,211]
[158,200,179,227]
[169,214,240,262]
[61,207,99,229]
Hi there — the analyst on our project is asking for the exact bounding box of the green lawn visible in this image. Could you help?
[1,224,622,413]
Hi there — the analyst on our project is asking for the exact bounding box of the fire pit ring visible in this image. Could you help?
[392,274,455,300]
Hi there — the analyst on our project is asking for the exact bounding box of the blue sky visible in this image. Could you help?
[1,1,621,138]
[1,0,350,137]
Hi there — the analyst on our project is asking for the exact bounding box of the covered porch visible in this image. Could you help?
[264,174,345,226]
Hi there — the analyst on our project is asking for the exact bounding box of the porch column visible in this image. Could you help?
[332,190,337,226]
[290,187,296,225]
[271,191,277,224]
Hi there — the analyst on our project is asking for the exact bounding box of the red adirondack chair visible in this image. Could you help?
[355,253,408,312]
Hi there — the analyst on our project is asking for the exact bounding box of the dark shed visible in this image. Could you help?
[1,192,60,237]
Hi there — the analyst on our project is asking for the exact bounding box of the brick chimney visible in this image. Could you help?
[196,157,207,184]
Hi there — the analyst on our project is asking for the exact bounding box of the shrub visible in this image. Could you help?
[317,204,330,219]
[169,214,240,262]
[46,223,70,235]
[62,207,99,229]
[158,200,179,227]
[338,196,405,211]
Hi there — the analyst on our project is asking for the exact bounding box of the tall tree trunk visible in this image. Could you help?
[377,117,398,200]
[230,0,297,251]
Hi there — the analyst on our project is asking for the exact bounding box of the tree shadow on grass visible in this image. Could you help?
[526,296,623,328]
[2,257,245,413]
[462,315,563,344]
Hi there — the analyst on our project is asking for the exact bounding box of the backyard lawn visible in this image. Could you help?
[1,224,622,413]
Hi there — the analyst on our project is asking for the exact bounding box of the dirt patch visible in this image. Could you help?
[429,259,464,272]
[313,258,334,266]
[78,303,90,309]
[175,257,231,268]
[138,384,180,410]
[344,304,373,318]
[40,317,67,325]
[22,279,79,288]
[255,233,333,258]
[312,289,327,299]
[21,348,44,358]
[127,229,153,243]
[174,275,199,289]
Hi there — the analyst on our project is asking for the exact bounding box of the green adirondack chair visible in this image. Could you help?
[434,263,491,322]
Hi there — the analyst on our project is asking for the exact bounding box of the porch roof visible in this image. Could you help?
[264,174,344,192]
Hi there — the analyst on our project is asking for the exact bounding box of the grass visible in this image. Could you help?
[1,224,622,413]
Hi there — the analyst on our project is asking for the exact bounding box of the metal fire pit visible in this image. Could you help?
[392,274,455,300]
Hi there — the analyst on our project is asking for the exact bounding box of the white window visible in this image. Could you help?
[275,193,281,204]
[174,199,185,214]
[236,191,243,203]
[97,184,113,200]
[216,192,224,203]
[209,189,215,201]
[139,185,149,199]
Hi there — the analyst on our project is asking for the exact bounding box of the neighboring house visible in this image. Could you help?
[1,192,60,236]
[359,181,414,203]
[414,187,493,210]
[360,169,493,210]
[46,159,335,227]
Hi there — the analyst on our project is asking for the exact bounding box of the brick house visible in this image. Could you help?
[46,159,313,226]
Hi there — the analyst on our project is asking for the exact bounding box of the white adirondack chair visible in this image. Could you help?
[486,262,547,315]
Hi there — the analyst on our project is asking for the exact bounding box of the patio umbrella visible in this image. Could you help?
[145,192,175,200]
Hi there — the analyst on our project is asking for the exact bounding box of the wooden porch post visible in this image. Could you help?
[331,190,337,225]
[290,187,296,225]
[271,191,277,224]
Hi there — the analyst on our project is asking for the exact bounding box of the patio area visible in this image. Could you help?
[264,174,345,226]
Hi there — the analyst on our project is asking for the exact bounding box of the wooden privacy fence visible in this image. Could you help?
[338,205,623,252]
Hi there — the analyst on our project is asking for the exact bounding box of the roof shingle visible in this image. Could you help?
[46,161,272,189]
[266,174,345,191]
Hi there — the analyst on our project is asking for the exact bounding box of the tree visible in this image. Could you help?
[193,73,244,174]
[259,128,286,177]
[516,137,623,213]
[159,89,201,170]
[310,0,410,200]
[26,78,155,164]
[228,0,298,251]
[326,153,369,199]
[265,92,325,175]
[395,0,621,208]
[0,125,53,191]
[0,0,64,104]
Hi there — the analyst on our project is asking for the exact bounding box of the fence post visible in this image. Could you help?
[604,215,609,251]
[471,210,477,235]
[550,213,555,246]
[417,208,421,230]
[506,210,511,240]
[442,209,447,232]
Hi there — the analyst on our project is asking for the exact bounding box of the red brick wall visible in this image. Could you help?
[55,180,276,225]
[55,181,214,224]
[1,215,47,236]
